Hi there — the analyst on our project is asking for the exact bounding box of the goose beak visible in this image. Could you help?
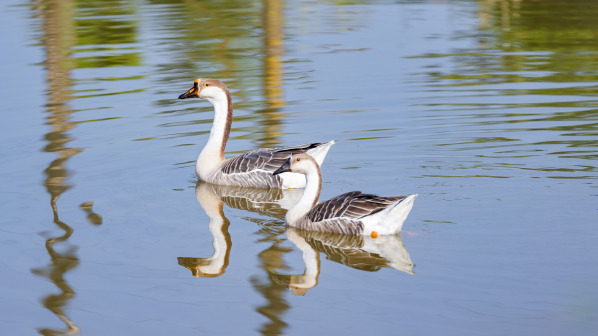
[178,85,199,99]
[273,157,292,175]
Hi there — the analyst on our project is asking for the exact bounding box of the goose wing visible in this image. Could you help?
[220,143,326,175]
[308,191,405,222]
[300,192,406,235]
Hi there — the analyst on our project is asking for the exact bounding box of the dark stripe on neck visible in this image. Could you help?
[312,163,322,208]
[220,88,233,159]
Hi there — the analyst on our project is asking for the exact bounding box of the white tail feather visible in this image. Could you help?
[281,141,335,188]
[306,140,335,166]
[362,194,418,235]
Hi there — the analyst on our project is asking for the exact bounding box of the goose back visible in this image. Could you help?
[211,142,331,188]
[294,192,407,235]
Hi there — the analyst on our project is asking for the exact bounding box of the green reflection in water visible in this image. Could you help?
[32,1,80,334]
[147,0,262,85]
[149,0,288,149]
[410,0,598,178]
[75,2,137,44]
[75,54,141,68]
[31,0,123,334]
[73,0,140,69]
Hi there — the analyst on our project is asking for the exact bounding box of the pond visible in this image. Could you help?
[1,0,597,335]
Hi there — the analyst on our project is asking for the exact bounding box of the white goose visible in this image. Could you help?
[273,154,417,236]
[179,78,334,188]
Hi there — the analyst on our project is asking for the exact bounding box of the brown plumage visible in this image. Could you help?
[296,192,407,234]
[274,154,417,235]
[214,143,330,188]
[307,192,405,222]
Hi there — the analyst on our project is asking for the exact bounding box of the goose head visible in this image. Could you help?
[273,153,318,175]
[178,78,229,102]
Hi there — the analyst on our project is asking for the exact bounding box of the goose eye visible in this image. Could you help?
[205,83,210,87]
[296,158,301,162]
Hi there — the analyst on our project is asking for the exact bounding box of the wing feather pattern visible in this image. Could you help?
[308,192,405,222]
[221,143,323,175]
[214,143,325,188]
[300,192,407,235]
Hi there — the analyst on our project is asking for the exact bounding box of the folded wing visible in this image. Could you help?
[221,143,325,175]
[308,191,405,222]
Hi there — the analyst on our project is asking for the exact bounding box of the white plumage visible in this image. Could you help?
[273,154,417,235]
[178,78,334,188]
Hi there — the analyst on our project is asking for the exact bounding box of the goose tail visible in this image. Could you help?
[307,140,335,166]
[363,194,417,235]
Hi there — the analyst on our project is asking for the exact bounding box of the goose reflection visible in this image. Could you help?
[177,182,302,277]
[177,182,232,277]
[179,182,414,292]
[272,227,414,296]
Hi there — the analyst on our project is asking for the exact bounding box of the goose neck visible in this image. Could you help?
[196,90,233,179]
[286,167,322,223]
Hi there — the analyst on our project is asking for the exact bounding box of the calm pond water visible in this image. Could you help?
[2,0,597,335]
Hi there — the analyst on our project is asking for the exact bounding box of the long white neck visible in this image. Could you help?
[286,164,322,224]
[196,91,232,180]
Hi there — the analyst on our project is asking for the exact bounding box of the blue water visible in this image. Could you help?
[1,0,597,335]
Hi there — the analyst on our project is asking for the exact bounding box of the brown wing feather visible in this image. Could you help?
[307,191,405,222]
[220,143,324,175]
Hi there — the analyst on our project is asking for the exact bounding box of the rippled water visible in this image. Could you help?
[2,0,597,335]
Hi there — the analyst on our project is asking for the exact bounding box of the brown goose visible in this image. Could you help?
[273,154,417,236]
[178,78,334,188]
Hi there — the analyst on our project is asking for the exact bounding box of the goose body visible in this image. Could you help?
[273,154,417,235]
[179,78,334,188]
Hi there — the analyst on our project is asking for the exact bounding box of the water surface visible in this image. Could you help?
[1,0,597,335]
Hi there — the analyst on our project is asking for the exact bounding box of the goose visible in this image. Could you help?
[180,182,414,286]
[273,154,417,236]
[178,78,334,188]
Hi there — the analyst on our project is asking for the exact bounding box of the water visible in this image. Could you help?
[1,0,597,335]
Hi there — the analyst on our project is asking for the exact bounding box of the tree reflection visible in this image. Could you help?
[410,0,598,169]
[73,0,140,69]
[250,220,292,336]
[150,0,288,149]
[31,0,115,334]
[31,0,80,334]
[476,0,598,154]
[257,0,286,148]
